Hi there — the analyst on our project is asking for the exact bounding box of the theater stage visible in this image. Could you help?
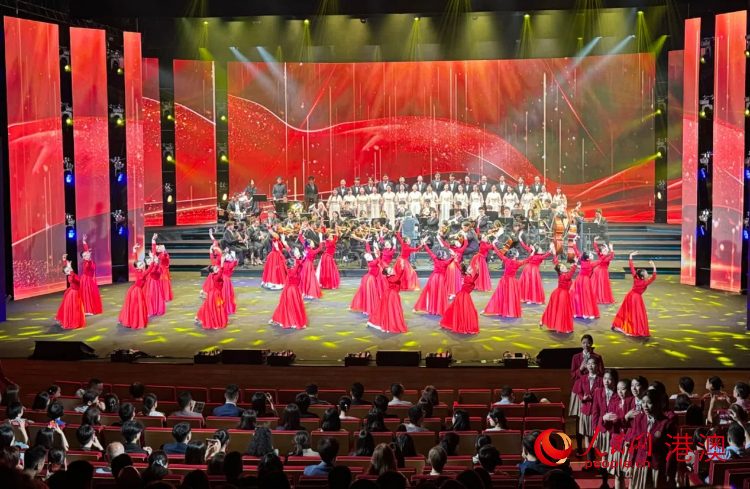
[2,272,747,369]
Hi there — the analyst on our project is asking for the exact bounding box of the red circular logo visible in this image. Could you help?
[533,429,573,466]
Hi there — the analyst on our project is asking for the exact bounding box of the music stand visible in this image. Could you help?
[580,222,601,251]
[254,194,268,202]
[486,211,499,221]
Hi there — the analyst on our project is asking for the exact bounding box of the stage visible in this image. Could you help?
[2,271,747,369]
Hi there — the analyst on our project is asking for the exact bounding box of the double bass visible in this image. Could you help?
[553,203,580,262]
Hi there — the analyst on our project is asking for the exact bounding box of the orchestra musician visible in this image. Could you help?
[430,172,444,193]
[592,209,610,243]
[272,176,288,201]
[305,176,319,207]
[476,208,490,234]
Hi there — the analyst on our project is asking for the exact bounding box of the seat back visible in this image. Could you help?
[458,390,492,405]
[506,418,524,431]
[269,430,298,455]
[317,390,347,404]
[526,403,565,418]
[523,417,564,432]
[227,430,254,451]
[300,418,321,432]
[311,431,351,454]
[349,406,372,420]
[145,385,177,402]
[522,475,545,489]
[56,396,81,411]
[404,456,426,473]
[278,389,301,404]
[101,426,128,447]
[526,388,563,404]
[454,404,491,419]
[66,451,102,463]
[54,381,82,396]
[371,431,394,446]
[144,428,179,449]
[483,430,523,455]
[255,417,280,429]
[336,456,372,469]
[205,417,240,430]
[493,404,526,418]
[708,460,750,485]
[341,419,362,434]
[445,417,485,433]
[446,456,474,468]
[408,432,437,457]
[421,418,444,435]
[176,387,208,402]
[111,384,131,401]
[440,431,478,456]
[134,415,165,428]
[166,416,204,430]
[725,468,750,488]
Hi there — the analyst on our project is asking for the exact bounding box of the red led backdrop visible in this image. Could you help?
[173,60,217,226]
[70,27,112,284]
[142,58,163,227]
[124,32,145,266]
[710,11,746,293]
[681,18,701,286]
[667,51,683,224]
[228,55,656,221]
[4,17,67,299]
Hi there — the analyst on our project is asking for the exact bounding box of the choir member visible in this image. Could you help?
[591,369,620,465]
[118,244,153,329]
[413,239,452,316]
[55,254,86,330]
[367,266,408,333]
[485,185,502,212]
[269,250,308,330]
[408,185,423,216]
[79,235,102,315]
[572,240,600,319]
[440,263,480,335]
[569,334,605,455]
[612,252,657,337]
[603,379,634,489]
[626,390,677,489]
[591,237,615,304]
[469,185,484,218]
[439,184,453,222]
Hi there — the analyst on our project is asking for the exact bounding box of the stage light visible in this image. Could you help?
[220,155,228,162]
[118,226,125,236]
[656,151,662,158]
[304,19,309,24]
[117,173,124,183]
[577,37,583,41]
[699,110,706,118]
[65,174,73,185]
[415,16,420,21]
[745,109,749,117]
[360,18,367,24]
[167,195,173,203]
[699,168,707,179]
[745,50,750,57]
[655,109,662,115]
[117,68,123,75]
[65,117,73,126]
[744,229,749,240]
[167,114,174,121]
[116,118,124,126]
[657,192,662,200]
[637,10,643,15]
[166,155,174,163]
[699,225,705,236]
[203,21,209,26]
[67,229,75,239]
[700,56,706,64]
[220,115,227,122]
[524,14,530,18]
[745,169,750,179]
[222,193,228,201]
[64,64,71,72]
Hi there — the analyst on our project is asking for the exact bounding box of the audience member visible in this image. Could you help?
[389,383,412,406]
[377,471,408,489]
[450,409,471,431]
[396,433,417,458]
[365,408,388,432]
[303,437,339,475]
[495,385,514,405]
[171,392,202,418]
[543,469,580,489]
[141,450,170,484]
[47,402,66,428]
[295,392,319,419]
[237,410,257,430]
[257,452,284,479]
[670,377,697,399]
[103,393,120,414]
[162,422,191,455]
[214,429,230,452]
[277,404,302,431]
[129,382,145,401]
[328,465,353,489]
[182,469,210,489]
[75,391,100,413]
[456,469,485,489]
[477,444,501,472]
[66,460,95,488]
[213,384,243,417]
[306,383,328,405]
[1,384,19,408]
[185,440,207,465]
[321,407,343,431]
[440,432,459,456]
[367,443,398,476]
[290,430,319,457]
[350,430,375,456]
[122,420,151,455]
[207,452,225,475]
[0,421,28,450]
[76,424,104,453]
[81,406,101,426]
[47,448,66,476]
[142,394,164,417]
[22,445,46,480]
[472,434,491,464]
[31,392,50,411]
[428,446,447,475]
[247,426,277,457]
[351,382,370,405]
[374,395,399,419]
[224,450,257,488]
[113,402,135,427]
[404,405,429,432]
[96,442,124,474]
[339,397,358,420]
[487,407,508,431]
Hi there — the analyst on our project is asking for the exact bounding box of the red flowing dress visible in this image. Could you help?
[197,272,227,329]
[153,242,173,302]
[540,261,578,334]
[394,233,422,291]
[482,248,531,317]
[440,271,480,334]
[221,260,239,315]
[350,245,385,316]
[202,243,222,295]
[79,243,103,315]
[612,258,656,337]
[571,243,600,319]
[381,247,396,267]
[262,236,288,290]
[413,246,451,316]
[518,241,552,304]
[56,271,86,330]
[367,268,408,333]
[299,237,324,299]
[443,239,468,298]
[119,260,156,329]
[271,258,308,329]
[144,261,166,317]
[469,241,493,292]
[591,239,615,304]
[317,236,341,289]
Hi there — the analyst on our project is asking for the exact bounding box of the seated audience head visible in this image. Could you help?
[678,377,695,396]
[390,383,405,400]
[365,408,387,432]
[207,452,225,475]
[305,383,319,398]
[105,442,125,465]
[500,385,513,402]
[377,471,408,489]
[523,393,539,406]
[111,453,134,479]
[184,440,206,465]
[328,465,353,489]
[251,392,268,415]
[318,436,340,465]
[0,424,15,448]
[408,404,424,425]
[23,445,47,474]
[257,452,283,479]
[177,391,193,411]
[224,451,244,480]
[142,393,159,416]
[237,409,257,430]
[6,401,23,421]
[214,429,230,451]
[685,405,704,426]
[142,450,169,484]
[374,395,391,415]
[338,396,353,416]
[368,443,398,475]
[395,433,417,458]
[291,430,313,456]
[522,430,542,461]
[423,385,439,406]
[456,469,485,489]
[118,402,135,423]
[440,432,459,456]
[47,448,66,471]
[259,470,290,489]
[352,429,375,456]
[428,446,448,473]
[478,444,501,472]
[475,434,492,453]
[224,384,240,404]
[34,427,54,449]
[47,385,61,398]
[103,393,119,414]
[121,420,144,445]
[733,382,749,402]
[182,469,209,489]
[172,422,192,444]
[247,426,274,457]
[66,460,95,488]
[75,424,96,447]
[322,407,342,431]
[727,422,746,449]
[1,384,19,406]
[31,392,50,411]
[351,382,365,402]
[451,409,471,431]
[488,407,508,430]
[129,382,145,400]
[418,397,434,418]
[280,403,301,430]
[294,392,312,414]
[82,406,101,426]
[674,394,691,412]
[543,469,580,489]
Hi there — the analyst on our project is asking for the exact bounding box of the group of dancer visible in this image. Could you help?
[54,218,657,339]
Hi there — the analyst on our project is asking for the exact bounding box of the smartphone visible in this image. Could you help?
[206,438,219,445]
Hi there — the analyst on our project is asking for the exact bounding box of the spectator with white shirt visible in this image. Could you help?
[96,442,125,474]
[388,383,411,406]
[670,377,698,400]
[75,391,102,413]
[495,385,515,405]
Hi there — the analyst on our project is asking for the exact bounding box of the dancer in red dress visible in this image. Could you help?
[380,236,397,266]
[221,251,239,315]
[201,229,222,298]
[440,264,480,334]
[518,234,554,304]
[152,234,173,302]
[299,233,324,299]
[261,231,289,290]
[269,249,308,329]
[540,255,578,334]
[196,261,228,330]
[55,255,86,330]
[79,235,103,315]
[571,239,600,319]
[591,237,615,304]
[367,266,408,333]
[350,245,384,316]
[413,239,451,316]
[440,236,468,299]
[395,228,422,291]
[143,251,166,317]
[482,244,532,318]
[317,228,341,290]
[469,235,493,292]
[119,244,155,329]
[612,252,656,337]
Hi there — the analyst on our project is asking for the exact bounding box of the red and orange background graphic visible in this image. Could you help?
[228,55,658,222]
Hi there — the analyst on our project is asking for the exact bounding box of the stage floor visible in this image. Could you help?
[2,272,748,368]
